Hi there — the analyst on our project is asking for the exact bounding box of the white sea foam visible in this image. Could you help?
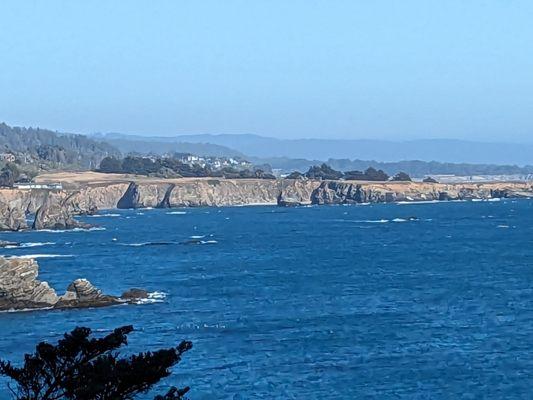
[201,240,218,244]
[134,291,167,304]
[8,254,74,259]
[87,213,121,218]
[0,306,54,314]
[119,241,177,247]
[4,242,55,249]
[190,235,205,239]
[166,211,187,215]
[397,200,440,205]
[37,227,106,233]
[488,198,501,202]
[392,218,407,222]
[497,225,510,228]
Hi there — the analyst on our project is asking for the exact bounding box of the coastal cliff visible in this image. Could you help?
[1,173,533,230]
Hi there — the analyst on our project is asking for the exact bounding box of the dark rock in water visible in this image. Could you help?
[121,288,149,300]
[157,184,175,208]
[56,279,120,308]
[491,189,509,198]
[439,191,450,201]
[0,240,19,248]
[277,192,302,207]
[0,256,151,312]
[32,195,92,230]
[117,182,142,209]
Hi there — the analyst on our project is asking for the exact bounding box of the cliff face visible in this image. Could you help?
[310,180,533,205]
[1,176,533,230]
[114,179,317,208]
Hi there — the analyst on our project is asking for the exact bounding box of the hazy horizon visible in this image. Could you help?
[1,1,532,142]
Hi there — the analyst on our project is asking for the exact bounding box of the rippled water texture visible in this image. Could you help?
[1,199,533,399]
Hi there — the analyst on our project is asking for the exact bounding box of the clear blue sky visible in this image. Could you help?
[0,0,532,141]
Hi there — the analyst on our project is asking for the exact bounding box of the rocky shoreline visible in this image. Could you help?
[1,174,533,313]
[0,175,532,231]
[0,256,149,312]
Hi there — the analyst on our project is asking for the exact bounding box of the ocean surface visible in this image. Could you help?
[1,199,533,399]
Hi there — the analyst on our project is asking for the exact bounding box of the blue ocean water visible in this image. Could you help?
[1,199,533,399]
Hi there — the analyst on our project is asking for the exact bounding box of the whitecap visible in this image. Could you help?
[37,227,106,233]
[8,254,74,259]
[397,200,440,205]
[166,211,187,215]
[497,225,510,229]
[133,291,167,305]
[119,241,177,247]
[190,235,205,239]
[87,213,121,218]
[201,240,218,244]
[4,242,55,249]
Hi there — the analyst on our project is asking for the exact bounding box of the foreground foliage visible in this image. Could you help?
[0,325,192,400]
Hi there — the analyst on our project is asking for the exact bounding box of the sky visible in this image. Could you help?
[0,0,532,142]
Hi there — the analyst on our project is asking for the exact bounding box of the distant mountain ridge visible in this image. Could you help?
[92,132,245,158]
[95,132,533,166]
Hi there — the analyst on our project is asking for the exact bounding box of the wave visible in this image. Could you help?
[397,200,440,205]
[87,213,121,218]
[3,242,56,249]
[189,235,205,239]
[0,306,54,314]
[8,254,74,259]
[166,211,187,215]
[37,227,106,233]
[392,217,418,223]
[133,291,167,305]
[119,241,178,247]
[181,239,218,245]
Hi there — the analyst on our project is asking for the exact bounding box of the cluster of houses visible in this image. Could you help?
[163,153,253,170]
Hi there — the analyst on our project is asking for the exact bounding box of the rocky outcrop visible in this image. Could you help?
[311,181,380,204]
[0,198,28,231]
[0,257,58,310]
[117,182,142,209]
[0,256,149,312]
[32,195,92,230]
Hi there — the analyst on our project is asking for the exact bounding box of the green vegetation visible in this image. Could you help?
[98,156,276,179]
[298,164,406,181]
[0,122,120,171]
[0,325,192,400]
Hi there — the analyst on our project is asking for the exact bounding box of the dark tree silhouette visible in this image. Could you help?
[0,325,192,400]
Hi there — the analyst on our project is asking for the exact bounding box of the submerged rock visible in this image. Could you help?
[0,240,20,248]
[0,256,149,312]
